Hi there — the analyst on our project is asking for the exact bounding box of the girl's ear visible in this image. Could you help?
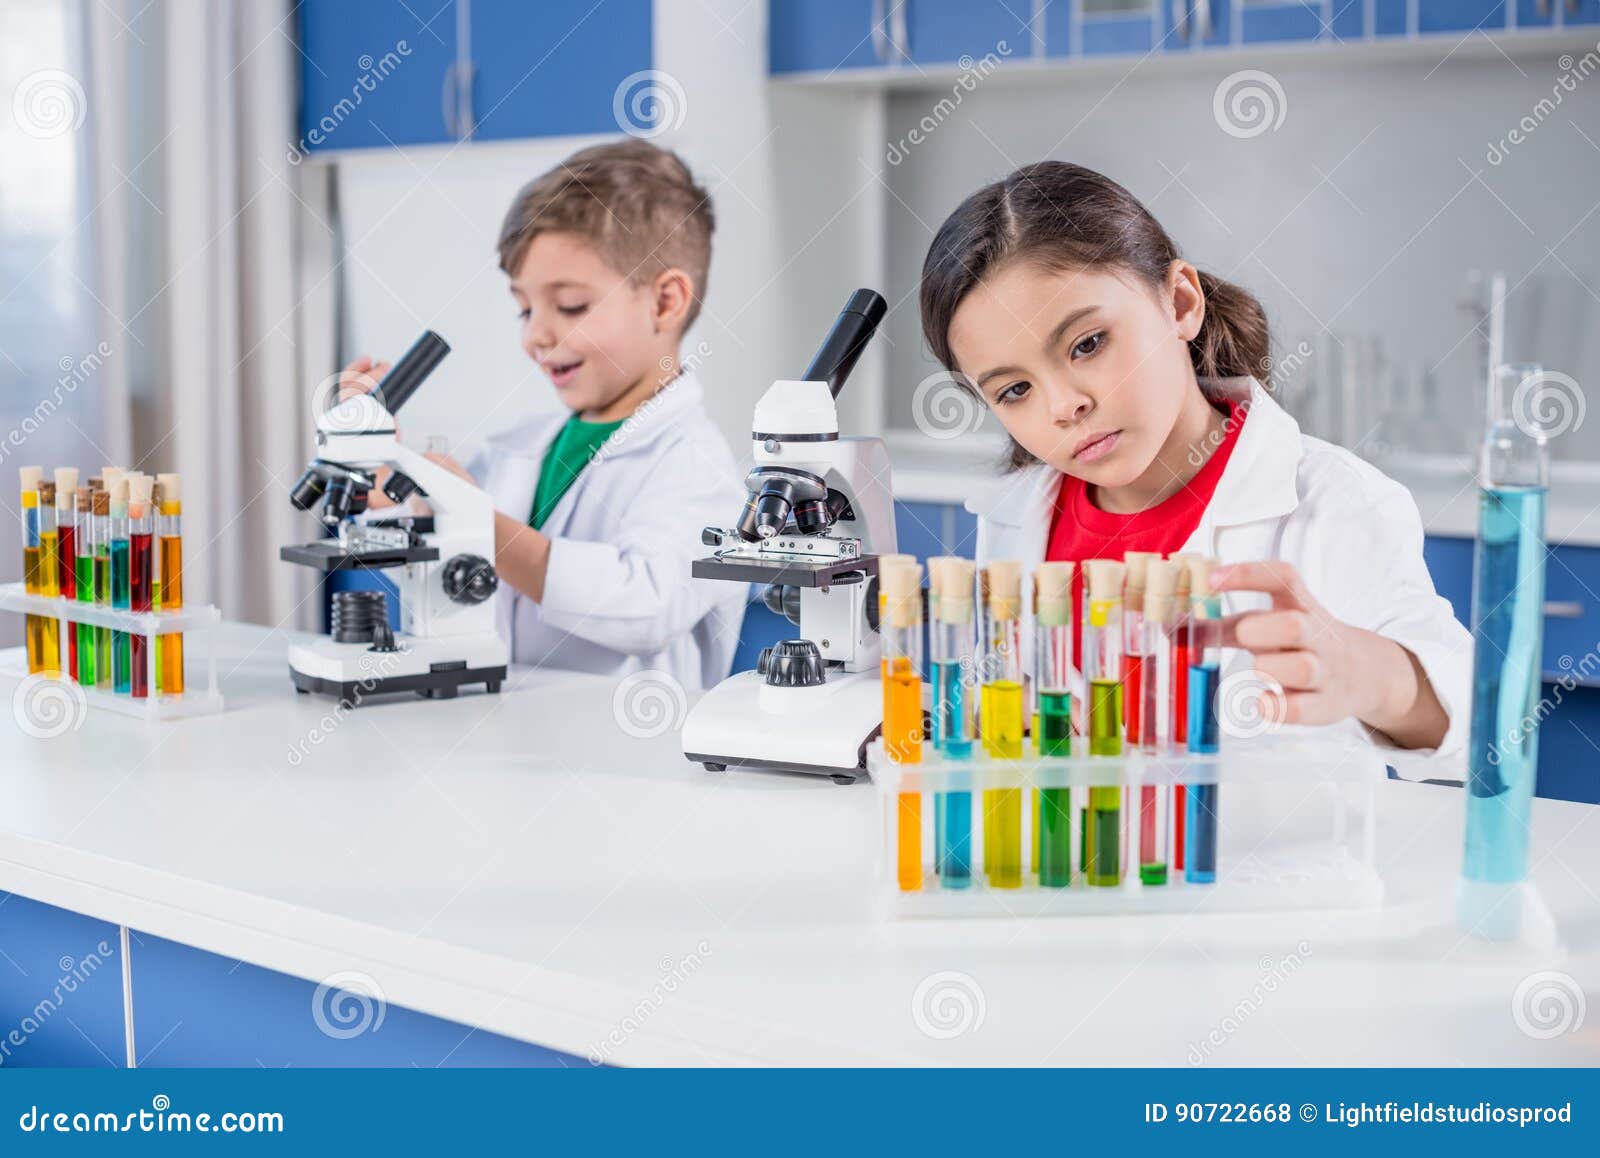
[651,267,694,336]
[1168,260,1205,343]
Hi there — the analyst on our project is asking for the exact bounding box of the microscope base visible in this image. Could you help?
[287,633,508,707]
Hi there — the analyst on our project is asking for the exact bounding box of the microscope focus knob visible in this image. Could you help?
[442,554,499,605]
[761,639,826,688]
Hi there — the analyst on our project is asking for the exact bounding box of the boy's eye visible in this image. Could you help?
[1072,330,1105,359]
[516,308,531,322]
[994,381,1031,406]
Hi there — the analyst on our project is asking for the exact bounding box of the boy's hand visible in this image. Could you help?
[424,451,475,486]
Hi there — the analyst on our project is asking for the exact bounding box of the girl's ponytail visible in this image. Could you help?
[1190,270,1270,383]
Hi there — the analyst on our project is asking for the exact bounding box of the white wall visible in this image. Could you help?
[878,42,1600,460]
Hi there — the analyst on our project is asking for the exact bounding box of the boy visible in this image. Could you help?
[349,140,745,690]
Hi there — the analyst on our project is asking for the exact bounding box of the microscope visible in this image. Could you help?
[681,289,898,783]
[281,331,508,705]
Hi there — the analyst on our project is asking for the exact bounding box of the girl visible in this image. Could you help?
[919,161,1470,763]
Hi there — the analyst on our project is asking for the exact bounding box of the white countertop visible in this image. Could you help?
[2,623,1598,1066]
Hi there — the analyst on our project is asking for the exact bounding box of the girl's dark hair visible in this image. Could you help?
[919,162,1270,470]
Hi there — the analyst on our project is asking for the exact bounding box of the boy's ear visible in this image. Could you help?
[1168,260,1204,343]
[650,267,695,335]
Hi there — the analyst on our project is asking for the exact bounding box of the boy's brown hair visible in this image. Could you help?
[497,139,715,330]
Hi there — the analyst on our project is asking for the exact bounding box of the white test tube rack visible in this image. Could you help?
[0,581,224,721]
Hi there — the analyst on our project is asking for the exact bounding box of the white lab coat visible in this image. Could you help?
[464,370,748,690]
[966,376,1473,772]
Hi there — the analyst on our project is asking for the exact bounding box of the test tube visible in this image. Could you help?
[91,488,112,687]
[128,475,154,699]
[980,560,1025,888]
[1083,558,1126,887]
[1034,561,1075,888]
[1140,560,1181,885]
[1167,552,1201,872]
[19,467,44,673]
[157,472,184,694]
[1121,552,1159,743]
[1185,557,1223,884]
[882,559,924,893]
[54,469,78,680]
[73,488,96,687]
[109,473,131,693]
[35,480,61,673]
[928,556,976,888]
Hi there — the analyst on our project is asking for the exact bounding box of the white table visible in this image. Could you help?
[1,623,1596,1065]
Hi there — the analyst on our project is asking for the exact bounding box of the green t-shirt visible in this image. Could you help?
[528,413,625,530]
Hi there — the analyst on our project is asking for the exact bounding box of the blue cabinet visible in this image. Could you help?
[128,932,578,1067]
[1419,0,1507,31]
[296,0,652,153]
[1567,0,1600,24]
[0,893,126,1068]
[470,0,653,141]
[1240,0,1331,43]
[771,1,1036,74]
[1058,0,1161,56]
[297,0,460,152]
[1163,0,1233,48]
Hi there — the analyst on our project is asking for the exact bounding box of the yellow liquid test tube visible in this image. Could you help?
[35,480,61,673]
[157,473,184,693]
[19,467,44,673]
[881,560,925,893]
[981,561,1025,888]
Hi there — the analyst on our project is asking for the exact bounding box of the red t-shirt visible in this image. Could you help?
[1046,400,1247,665]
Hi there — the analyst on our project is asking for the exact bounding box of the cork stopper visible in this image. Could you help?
[110,474,129,506]
[1084,558,1126,603]
[1034,561,1074,627]
[1123,551,1160,593]
[1144,559,1180,621]
[157,471,181,508]
[54,468,78,506]
[19,466,43,492]
[75,486,91,513]
[927,556,975,624]
[1170,552,1201,597]
[38,481,56,504]
[128,473,153,516]
[1187,556,1221,601]
[87,475,102,490]
[102,467,125,495]
[877,553,916,575]
[92,489,109,517]
[986,560,1022,621]
[880,559,923,629]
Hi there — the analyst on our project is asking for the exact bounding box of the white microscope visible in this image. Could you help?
[281,331,508,705]
[681,290,899,782]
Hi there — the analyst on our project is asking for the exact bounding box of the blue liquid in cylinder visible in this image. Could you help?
[1186,662,1221,883]
[931,659,972,887]
[1463,486,1546,884]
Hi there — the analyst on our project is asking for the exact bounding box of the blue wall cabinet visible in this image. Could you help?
[1240,0,1335,43]
[1566,0,1600,24]
[1418,0,1507,31]
[770,0,883,73]
[469,0,652,141]
[128,932,577,1067]
[0,893,126,1068]
[1059,0,1161,57]
[1163,0,1234,48]
[297,0,461,152]
[771,1,1038,74]
[297,0,652,153]
[1516,0,1556,27]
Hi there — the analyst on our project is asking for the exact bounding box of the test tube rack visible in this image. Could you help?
[0,582,224,721]
[872,735,1383,919]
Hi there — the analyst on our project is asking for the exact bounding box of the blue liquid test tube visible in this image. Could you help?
[1184,558,1223,884]
[929,556,977,887]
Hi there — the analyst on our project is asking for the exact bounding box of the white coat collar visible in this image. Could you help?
[483,368,708,462]
[964,376,1300,531]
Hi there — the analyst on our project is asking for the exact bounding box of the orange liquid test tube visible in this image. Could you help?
[881,559,924,892]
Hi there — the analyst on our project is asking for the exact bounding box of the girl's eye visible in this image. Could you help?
[557,303,589,317]
[994,381,1031,406]
[1072,330,1105,359]
[516,308,531,322]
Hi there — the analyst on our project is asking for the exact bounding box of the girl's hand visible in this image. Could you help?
[1210,561,1448,748]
